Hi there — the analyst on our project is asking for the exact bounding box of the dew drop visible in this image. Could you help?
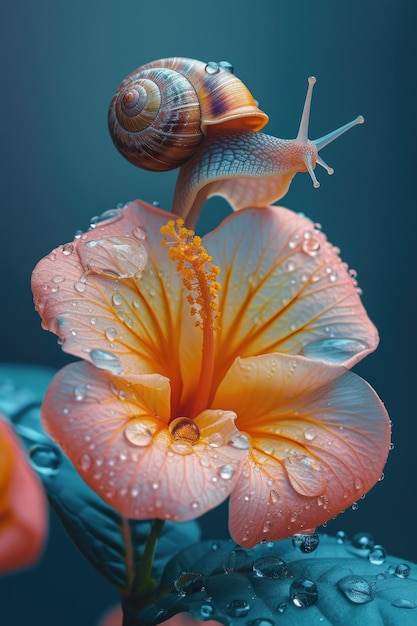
[29,444,61,476]
[80,453,92,471]
[62,243,74,255]
[78,236,148,279]
[336,530,348,544]
[302,238,321,256]
[304,427,317,441]
[228,432,250,449]
[174,572,205,596]
[285,260,296,272]
[351,531,374,553]
[276,603,287,614]
[290,579,318,607]
[391,599,417,609]
[124,421,153,447]
[170,440,193,455]
[219,464,235,480]
[247,620,276,626]
[337,575,374,604]
[368,545,387,565]
[292,531,320,554]
[90,349,122,374]
[252,556,288,579]
[132,226,148,241]
[200,604,214,618]
[328,270,338,282]
[112,293,123,306]
[205,61,220,74]
[74,281,86,293]
[169,417,200,442]
[73,383,88,401]
[395,563,411,578]
[105,327,118,341]
[269,489,280,504]
[89,208,122,228]
[225,599,250,617]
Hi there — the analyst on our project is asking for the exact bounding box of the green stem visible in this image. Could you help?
[122,518,165,625]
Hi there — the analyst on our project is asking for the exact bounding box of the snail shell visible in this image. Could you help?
[108,57,269,172]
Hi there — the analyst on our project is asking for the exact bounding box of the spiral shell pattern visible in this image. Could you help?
[108,57,268,172]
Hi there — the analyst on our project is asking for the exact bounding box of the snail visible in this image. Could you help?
[108,57,363,228]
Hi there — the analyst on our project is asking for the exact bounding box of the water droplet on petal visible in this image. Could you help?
[62,243,74,255]
[105,327,118,341]
[29,444,61,475]
[89,208,122,228]
[337,575,374,604]
[219,464,235,480]
[169,417,200,442]
[228,432,250,449]
[90,349,122,374]
[80,453,92,471]
[395,563,411,578]
[174,572,205,596]
[124,421,153,447]
[301,338,369,364]
[368,545,387,565]
[132,226,148,241]
[78,236,148,279]
[292,531,320,553]
[225,599,250,617]
[290,579,318,607]
[73,383,88,401]
[252,556,288,579]
[304,427,317,441]
[302,237,321,256]
[391,599,417,609]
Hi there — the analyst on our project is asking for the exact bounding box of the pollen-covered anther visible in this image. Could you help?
[169,417,200,442]
[160,219,221,328]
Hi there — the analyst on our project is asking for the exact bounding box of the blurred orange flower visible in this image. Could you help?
[0,415,47,574]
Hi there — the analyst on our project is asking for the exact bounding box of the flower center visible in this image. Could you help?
[161,218,221,417]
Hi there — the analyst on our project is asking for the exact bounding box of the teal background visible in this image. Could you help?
[0,1,415,624]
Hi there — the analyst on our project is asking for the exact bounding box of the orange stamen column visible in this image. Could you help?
[160,219,221,418]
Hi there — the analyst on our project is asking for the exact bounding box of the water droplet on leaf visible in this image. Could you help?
[395,563,411,578]
[225,599,250,617]
[174,572,205,596]
[368,545,387,565]
[252,556,288,579]
[338,575,374,604]
[292,531,320,553]
[290,579,318,607]
[391,599,417,609]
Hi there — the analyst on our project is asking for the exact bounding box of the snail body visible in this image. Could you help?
[109,58,364,227]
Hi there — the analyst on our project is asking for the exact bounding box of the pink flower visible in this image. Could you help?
[0,415,48,574]
[32,201,390,546]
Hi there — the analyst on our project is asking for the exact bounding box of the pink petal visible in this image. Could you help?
[42,362,249,521]
[0,416,48,574]
[213,353,390,547]
[31,202,192,389]
[203,206,377,386]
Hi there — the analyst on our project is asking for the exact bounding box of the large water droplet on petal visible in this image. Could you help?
[290,579,318,607]
[29,444,61,476]
[78,236,148,280]
[337,575,374,604]
[90,349,122,374]
[301,338,369,364]
[124,421,153,447]
[169,417,200,442]
[252,556,288,579]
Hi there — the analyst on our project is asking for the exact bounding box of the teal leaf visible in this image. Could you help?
[139,535,417,625]
[0,364,200,591]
